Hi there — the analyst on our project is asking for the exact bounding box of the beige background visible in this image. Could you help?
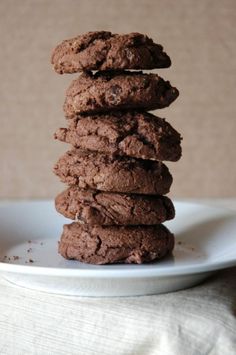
[0,0,235,199]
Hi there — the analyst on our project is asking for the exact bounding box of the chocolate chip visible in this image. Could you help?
[141,77,150,89]
[107,85,122,104]
[124,48,134,60]
[110,85,121,95]
[131,86,138,92]
[87,97,96,105]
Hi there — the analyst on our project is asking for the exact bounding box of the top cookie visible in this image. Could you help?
[51,31,171,73]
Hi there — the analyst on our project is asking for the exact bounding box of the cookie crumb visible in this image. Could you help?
[27,248,32,253]
[13,256,19,260]
[29,259,34,263]
[177,241,182,245]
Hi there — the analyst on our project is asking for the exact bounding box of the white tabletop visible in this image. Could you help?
[0,199,236,355]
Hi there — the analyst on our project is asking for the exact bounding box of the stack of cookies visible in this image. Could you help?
[51,31,181,265]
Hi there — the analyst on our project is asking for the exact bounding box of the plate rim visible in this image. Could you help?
[0,257,236,278]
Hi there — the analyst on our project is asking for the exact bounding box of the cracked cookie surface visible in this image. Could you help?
[59,222,174,264]
[51,31,171,73]
[64,71,179,116]
[53,149,173,195]
[55,111,182,161]
[55,187,175,225]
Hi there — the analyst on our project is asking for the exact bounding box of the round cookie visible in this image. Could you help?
[55,111,182,162]
[64,71,179,116]
[51,31,171,74]
[53,149,173,195]
[59,222,174,264]
[55,187,175,225]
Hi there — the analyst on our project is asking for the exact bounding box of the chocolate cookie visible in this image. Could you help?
[53,149,173,195]
[64,71,179,116]
[51,31,171,74]
[55,187,175,225]
[55,111,182,161]
[59,222,174,264]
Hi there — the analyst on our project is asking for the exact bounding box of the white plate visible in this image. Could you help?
[0,201,235,297]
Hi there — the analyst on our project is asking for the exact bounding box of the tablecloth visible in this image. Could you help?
[0,200,236,355]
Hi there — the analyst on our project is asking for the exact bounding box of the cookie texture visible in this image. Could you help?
[59,222,174,264]
[55,187,175,225]
[64,71,179,116]
[55,111,182,162]
[53,149,173,195]
[51,31,171,74]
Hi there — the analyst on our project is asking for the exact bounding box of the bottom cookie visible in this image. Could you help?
[59,223,174,265]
